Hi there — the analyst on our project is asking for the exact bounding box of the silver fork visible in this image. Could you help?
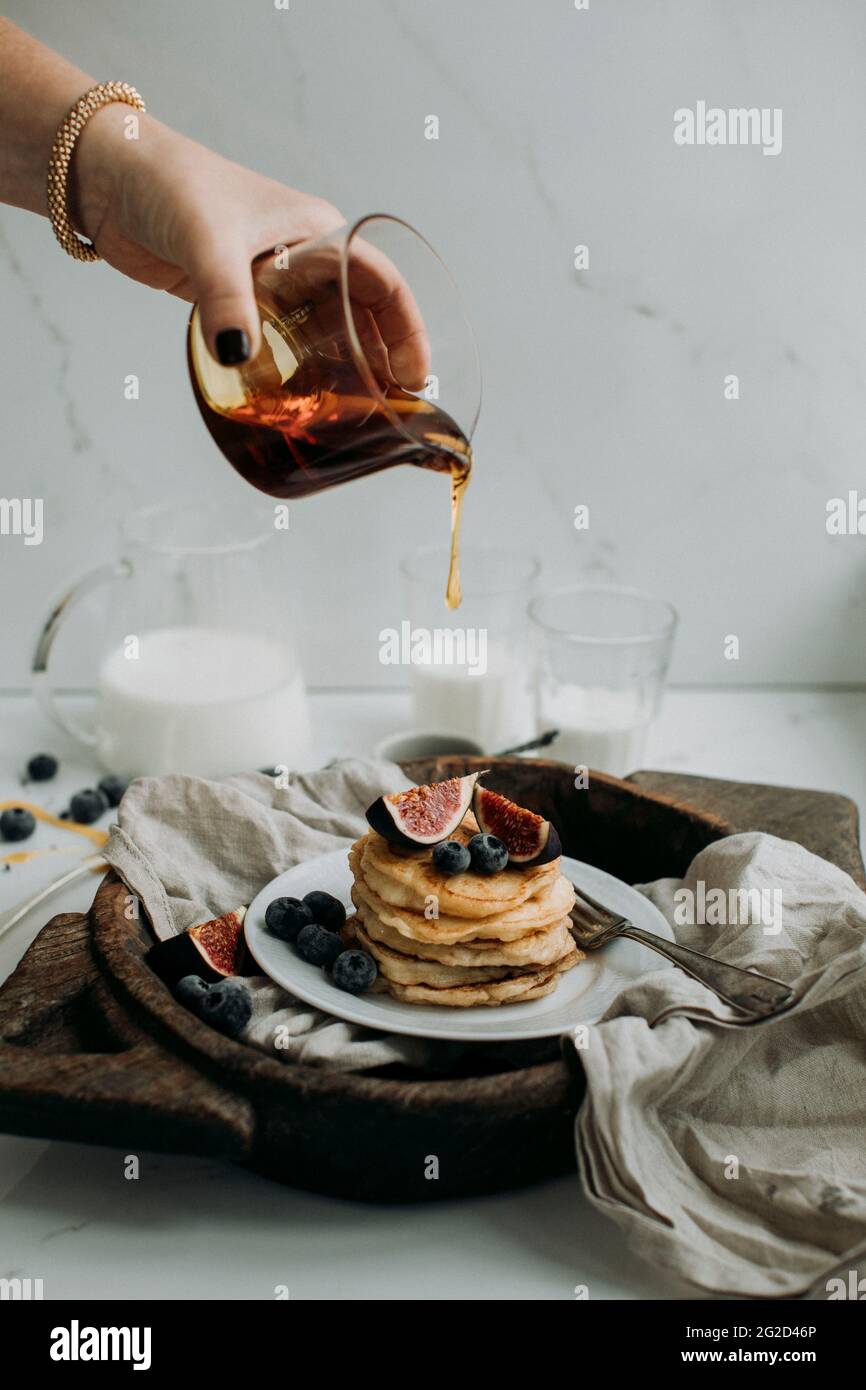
[569,881,795,1020]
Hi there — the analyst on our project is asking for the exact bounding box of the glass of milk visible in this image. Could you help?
[398,547,539,752]
[32,501,312,777]
[528,586,678,777]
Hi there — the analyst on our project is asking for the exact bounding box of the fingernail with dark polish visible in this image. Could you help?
[216,328,250,366]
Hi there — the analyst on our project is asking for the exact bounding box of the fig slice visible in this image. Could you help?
[472,785,561,865]
[147,906,247,988]
[366,772,483,848]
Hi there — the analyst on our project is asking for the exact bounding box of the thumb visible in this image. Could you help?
[188,236,261,366]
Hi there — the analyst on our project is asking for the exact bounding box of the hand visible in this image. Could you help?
[73,106,429,385]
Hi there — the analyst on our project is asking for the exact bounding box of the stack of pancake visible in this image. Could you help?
[345,814,583,1007]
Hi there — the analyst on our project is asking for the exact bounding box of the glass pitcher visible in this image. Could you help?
[187,214,481,497]
[187,214,481,607]
[32,501,311,778]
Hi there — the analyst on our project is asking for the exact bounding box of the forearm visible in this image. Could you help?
[0,18,96,216]
[0,23,407,373]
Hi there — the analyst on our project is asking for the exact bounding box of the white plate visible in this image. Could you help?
[245,850,674,1043]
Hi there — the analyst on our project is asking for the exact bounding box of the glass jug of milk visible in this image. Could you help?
[32,501,311,778]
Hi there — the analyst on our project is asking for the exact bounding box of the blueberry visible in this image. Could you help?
[197,980,252,1038]
[332,949,378,995]
[302,890,346,933]
[265,896,312,942]
[297,922,345,968]
[468,833,508,875]
[98,774,129,808]
[175,975,209,1012]
[0,807,37,842]
[26,753,58,782]
[69,788,109,825]
[432,839,471,875]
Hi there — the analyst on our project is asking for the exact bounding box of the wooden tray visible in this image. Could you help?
[0,759,860,1203]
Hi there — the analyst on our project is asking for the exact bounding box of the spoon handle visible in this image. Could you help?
[0,855,105,941]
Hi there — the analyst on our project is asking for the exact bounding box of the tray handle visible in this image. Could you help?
[0,912,254,1158]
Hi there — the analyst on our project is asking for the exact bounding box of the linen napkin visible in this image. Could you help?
[104,759,866,1297]
[576,831,866,1299]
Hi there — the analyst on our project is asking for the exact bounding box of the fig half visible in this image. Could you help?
[147,906,247,989]
[366,772,483,848]
[472,785,561,865]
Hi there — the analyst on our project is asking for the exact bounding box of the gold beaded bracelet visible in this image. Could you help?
[47,82,146,262]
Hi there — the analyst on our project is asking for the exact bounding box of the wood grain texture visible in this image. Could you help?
[0,760,861,1201]
[0,906,253,1157]
[629,770,864,890]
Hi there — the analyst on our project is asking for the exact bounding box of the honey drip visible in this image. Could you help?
[446,459,469,609]
[0,799,108,867]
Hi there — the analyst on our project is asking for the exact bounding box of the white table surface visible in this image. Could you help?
[0,686,864,1301]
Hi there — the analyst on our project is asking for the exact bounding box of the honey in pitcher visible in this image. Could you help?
[188,302,471,608]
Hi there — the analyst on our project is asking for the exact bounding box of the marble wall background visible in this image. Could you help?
[1,0,865,689]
